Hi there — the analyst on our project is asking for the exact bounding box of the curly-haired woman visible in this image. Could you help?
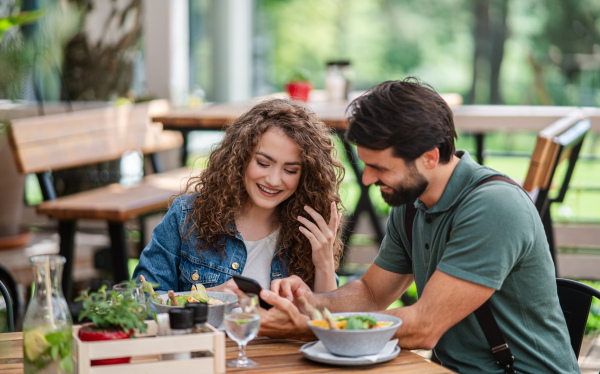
[133,99,346,294]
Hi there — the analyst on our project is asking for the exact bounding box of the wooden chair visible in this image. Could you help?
[8,101,191,298]
[522,112,591,267]
[556,278,600,359]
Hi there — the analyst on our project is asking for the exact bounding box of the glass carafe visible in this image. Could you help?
[22,254,73,374]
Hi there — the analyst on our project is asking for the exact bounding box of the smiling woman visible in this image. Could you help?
[133,99,346,295]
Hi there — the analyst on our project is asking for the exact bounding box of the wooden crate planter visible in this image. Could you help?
[72,321,225,374]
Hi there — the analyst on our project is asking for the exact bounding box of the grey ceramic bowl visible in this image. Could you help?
[152,291,237,329]
[308,312,402,357]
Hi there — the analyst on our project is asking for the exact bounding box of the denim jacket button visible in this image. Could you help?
[192,270,199,281]
[232,262,239,270]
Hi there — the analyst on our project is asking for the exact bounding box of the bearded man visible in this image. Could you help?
[257,78,579,374]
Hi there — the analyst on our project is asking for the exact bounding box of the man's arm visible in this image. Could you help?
[260,264,413,339]
[387,269,494,350]
[316,264,414,312]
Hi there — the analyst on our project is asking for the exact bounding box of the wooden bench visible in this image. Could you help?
[522,111,591,268]
[8,101,192,298]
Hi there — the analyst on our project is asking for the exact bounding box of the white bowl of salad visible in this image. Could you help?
[308,312,401,357]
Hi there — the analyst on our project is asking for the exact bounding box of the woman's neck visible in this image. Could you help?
[235,203,279,241]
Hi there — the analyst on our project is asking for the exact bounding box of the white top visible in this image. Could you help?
[241,229,280,290]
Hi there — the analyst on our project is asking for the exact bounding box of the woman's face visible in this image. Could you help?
[243,127,302,213]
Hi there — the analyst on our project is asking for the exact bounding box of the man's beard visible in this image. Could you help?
[378,168,428,207]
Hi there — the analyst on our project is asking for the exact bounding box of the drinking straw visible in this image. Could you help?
[45,257,54,325]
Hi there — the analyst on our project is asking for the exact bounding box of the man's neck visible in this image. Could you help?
[419,155,461,209]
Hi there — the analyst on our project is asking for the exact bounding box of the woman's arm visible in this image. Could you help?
[132,199,184,292]
[299,202,341,292]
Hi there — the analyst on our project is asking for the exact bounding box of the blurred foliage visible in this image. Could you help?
[582,281,600,335]
[0,2,82,101]
[254,0,600,106]
[0,9,45,42]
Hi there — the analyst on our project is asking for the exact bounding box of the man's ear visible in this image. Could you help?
[420,148,440,170]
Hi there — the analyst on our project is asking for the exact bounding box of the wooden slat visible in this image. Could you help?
[522,135,552,191]
[8,100,181,174]
[522,112,586,193]
[36,167,194,221]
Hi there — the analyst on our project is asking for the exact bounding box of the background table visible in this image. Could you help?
[0,332,454,373]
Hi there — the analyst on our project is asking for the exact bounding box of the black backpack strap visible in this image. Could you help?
[474,303,516,373]
[404,174,520,373]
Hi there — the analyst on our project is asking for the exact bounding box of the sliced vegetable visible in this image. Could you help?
[167,290,179,306]
[343,315,377,330]
[298,295,322,320]
[208,298,223,305]
[139,275,163,304]
[191,284,209,302]
[323,308,339,330]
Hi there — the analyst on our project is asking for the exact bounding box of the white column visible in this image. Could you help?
[211,0,253,103]
[143,0,189,107]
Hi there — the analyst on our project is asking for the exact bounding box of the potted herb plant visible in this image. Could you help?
[284,69,312,102]
[75,281,149,366]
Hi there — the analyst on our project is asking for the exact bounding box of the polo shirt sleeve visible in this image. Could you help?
[374,206,413,274]
[436,182,539,290]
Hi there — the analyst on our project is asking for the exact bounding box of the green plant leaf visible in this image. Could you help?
[76,280,151,334]
[50,345,59,361]
[0,9,46,42]
[59,353,73,373]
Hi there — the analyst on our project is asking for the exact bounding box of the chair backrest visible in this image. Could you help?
[8,100,181,174]
[522,112,590,217]
[0,280,14,333]
[556,278,600,358]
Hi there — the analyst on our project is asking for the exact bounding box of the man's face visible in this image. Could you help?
[357,146,429,207]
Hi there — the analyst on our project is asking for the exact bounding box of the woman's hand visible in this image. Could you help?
[298,202,341,292]
[207,278,239,295]
[298,202,341,269]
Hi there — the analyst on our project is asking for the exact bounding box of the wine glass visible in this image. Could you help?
[224,293,261,368]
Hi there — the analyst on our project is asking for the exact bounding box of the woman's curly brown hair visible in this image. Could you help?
[183,99,346,289]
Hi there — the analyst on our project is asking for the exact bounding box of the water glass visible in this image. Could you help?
[224,293,261,368]
[112,282,146,306]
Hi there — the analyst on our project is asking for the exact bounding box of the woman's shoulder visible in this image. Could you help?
[171,193,199,212]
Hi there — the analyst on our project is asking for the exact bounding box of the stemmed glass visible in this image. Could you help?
[224,293,261,368]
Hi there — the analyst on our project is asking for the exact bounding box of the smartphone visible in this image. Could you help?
[232,274,273,310]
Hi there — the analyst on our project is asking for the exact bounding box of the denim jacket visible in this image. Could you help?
[132,194,289,292]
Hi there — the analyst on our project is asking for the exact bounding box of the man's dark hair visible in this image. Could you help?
[345,77,458,164]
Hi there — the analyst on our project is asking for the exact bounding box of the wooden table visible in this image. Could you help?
[0,332,454,373]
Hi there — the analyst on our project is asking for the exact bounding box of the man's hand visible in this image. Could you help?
[258,289,315,341]
[270,275,311,304]
[207,278,239,294]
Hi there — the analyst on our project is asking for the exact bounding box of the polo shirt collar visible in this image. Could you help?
[414,150,485,214]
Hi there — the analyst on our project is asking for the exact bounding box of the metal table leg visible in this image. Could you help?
[107,222,131,283]
[58,220,77,300]
[475,133,485,164]
[339,139,386,266]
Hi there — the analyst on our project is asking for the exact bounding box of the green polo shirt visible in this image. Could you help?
[375,151,579,373]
